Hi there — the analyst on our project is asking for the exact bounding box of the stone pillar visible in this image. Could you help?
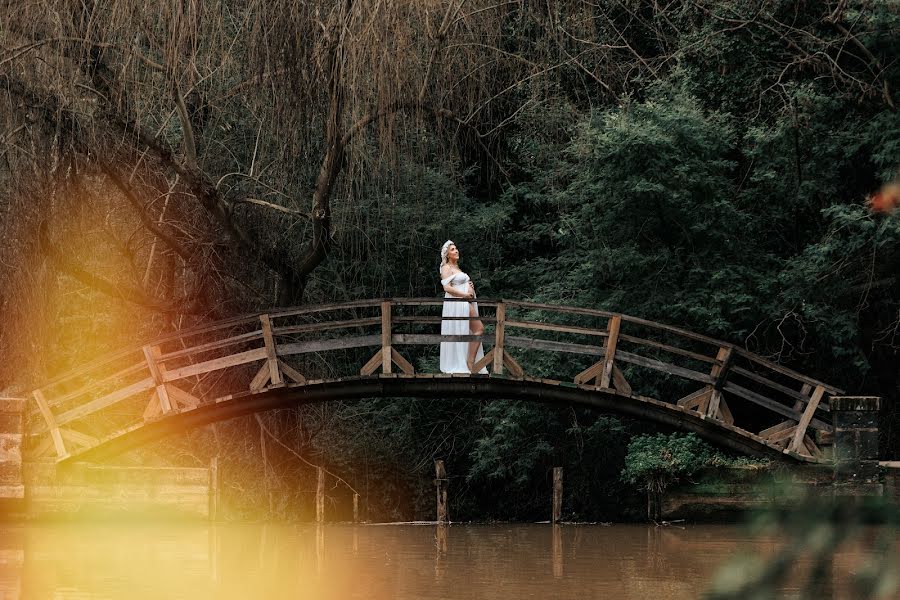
[0,397,25,513]
[831,396,881,485]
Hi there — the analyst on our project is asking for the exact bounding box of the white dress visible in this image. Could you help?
[440,271,488,374]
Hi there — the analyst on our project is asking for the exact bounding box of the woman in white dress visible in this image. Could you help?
[439,240,488,374]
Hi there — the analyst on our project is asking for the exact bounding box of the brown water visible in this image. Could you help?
[0,522,894,599]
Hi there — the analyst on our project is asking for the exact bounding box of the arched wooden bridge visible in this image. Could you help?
[26,298,843,465]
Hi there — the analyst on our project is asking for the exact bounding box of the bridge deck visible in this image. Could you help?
[25,298,843,464]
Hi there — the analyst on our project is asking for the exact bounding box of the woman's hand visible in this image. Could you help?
[467,282,476,298]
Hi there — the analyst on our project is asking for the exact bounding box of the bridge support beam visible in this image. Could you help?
[831,396,882,488]
[0,397,24,513]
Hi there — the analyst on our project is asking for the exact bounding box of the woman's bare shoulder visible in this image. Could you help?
[440,265,454,278]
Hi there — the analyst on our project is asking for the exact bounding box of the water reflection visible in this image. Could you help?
[0,522,891,599]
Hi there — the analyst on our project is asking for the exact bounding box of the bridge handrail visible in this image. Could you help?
[26,298,843,462]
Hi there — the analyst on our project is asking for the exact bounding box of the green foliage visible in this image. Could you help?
[622,433,734,520]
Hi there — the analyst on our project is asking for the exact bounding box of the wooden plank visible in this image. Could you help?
[168,385,201,409]
[718,396,735,425]
[552,467,563,524]
[504,300,617,320]
[316,467,325,523]
[393,315,497,324]
[160,330,264,361]
[278,335,382,356]
[760,420,796,439]
[260,315,283,387]
[504,320,607,337]
[278,360,307,384]
[733,348,844,395]
[435,460,448,523]
[615,350,715,385]
[493,303,506,375]
[381,302,392,374]
[472,349,495,375]
[390,348,415,375]
[502,351,524,378]
[611,365,633,394]
[711,347,733,388]
[678,387,712,414]
[768,425,799,445]
[360,349,383,376]
[706,347,731,420]
[788,385,826,454]
[32,389,66,458]
[620,314,725,347]
[677,387,709,409]
[144,345,172,414]
[35,346,143,390]
[34,361,149,411]
[600,316,621,388]
[392,333,488,344]
[803,435,823,459]
[618,334,718,364]
[505,335,603,356]
[267,299,382,319]
[51,377,156,429]
[249,363,271,391]
[707,390,723,421]
[59,427,99,448]
[142,390,162,421]
[274,317,381,335]
[730,366,826,408]
[723,382,831,432]
[141,314,261,349]
[164,348,267,382]
[574,360,604,385]
[396,297,499,308]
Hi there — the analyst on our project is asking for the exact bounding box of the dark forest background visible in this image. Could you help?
[1,0,898,521]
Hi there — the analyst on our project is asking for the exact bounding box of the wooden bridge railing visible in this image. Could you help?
[26,299,843,462]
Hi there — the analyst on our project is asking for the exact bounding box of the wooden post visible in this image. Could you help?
[599,316,621,388]
[706,346,733,420]
[316,467,325,523]
[493,302,506,374]
[143,345,173,414]
[381,301,392,374]
[435,460,448,523]
[788,385,826,454]
[209,455,219,521]
[353,493,359,523]
[552,467,563,524]
[259,315,283,387]
[32,389,66,458]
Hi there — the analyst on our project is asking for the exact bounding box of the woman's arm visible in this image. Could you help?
[442,284,471,298]
[440,267,474,298]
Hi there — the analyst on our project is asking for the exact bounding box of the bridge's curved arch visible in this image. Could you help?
[25,298,843,465]
[69,375,817,465]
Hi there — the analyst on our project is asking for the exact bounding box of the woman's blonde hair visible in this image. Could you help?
[440,240,455,269]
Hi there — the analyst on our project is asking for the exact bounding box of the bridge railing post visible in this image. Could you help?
[493,302,505,374]
[32,389,67,459]
[259,315,283,387]
[599,315,621,388]
[381,301,392,374]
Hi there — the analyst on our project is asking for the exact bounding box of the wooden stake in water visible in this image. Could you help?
[552,467,563,524]
[316,467,325,523]
[435,460,448,523]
